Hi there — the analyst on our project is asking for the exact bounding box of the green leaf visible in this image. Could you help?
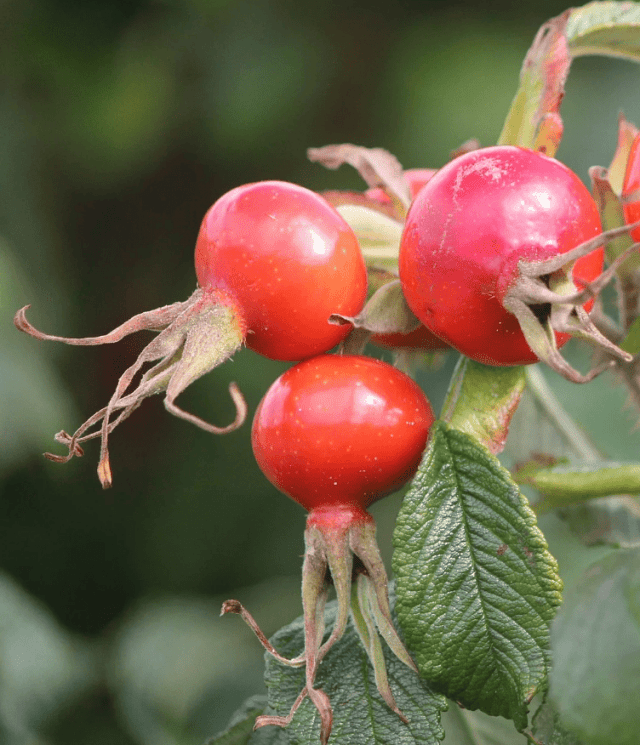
[442,705,528,745]
[441,357,526,455]
[497,11,570,154]
[206,696,269,745]
[108,594,278,744]
[499,2,640,154]
[550,548,640,745]
[530,699,584,745]
[509,367,640,548]
[501,369,593,472]
[567,1,640,59]
[561,496,640,547]
[393,423,563,728]
[0,571,98,732]
[621,315,640,354]
[206,696,293,745]
[537,513,619,592]
[515,460,640,510]
[246,727,292,745]
[0,242,78,474]
[263,597,447,745]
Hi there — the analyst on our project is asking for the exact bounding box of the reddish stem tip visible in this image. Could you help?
[220,600,243,616]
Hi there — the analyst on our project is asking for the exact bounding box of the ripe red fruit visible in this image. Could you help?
[252,354,434,509]
[225,355,434,743]
[370,324,449,351]
[195,181,368,360]
[399,145,627,381]
[622,132,640,243]
[14,181,367,486]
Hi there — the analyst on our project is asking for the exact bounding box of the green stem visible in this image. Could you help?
[525,366,599,461]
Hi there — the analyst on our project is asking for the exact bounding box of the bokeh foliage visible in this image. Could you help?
[3,0,640,742]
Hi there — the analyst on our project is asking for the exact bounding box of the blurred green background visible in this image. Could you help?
[3,0,640,743]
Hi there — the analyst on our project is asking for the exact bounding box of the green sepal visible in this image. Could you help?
[334,203,403,270]
[606,113,638,195]
[590,166,640,274]
[621,315,640,353]
[497,10,570,153]
[393,422,563,729]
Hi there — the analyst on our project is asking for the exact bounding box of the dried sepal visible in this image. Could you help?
[321,189,401,221]
[503,222,640,383]
[223,507,416,745]
[220,600,305,668]
[331,279,421,355]
[350,575,408,723]
[450,138,481,159]
[14,289,246,487]
[348,520,417,674]
[308,144,411,217]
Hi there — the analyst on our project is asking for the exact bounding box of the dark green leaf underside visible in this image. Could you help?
[530,699,585,745]
[442,704,528,745]
[263,601,447,745]
[550,548,640,745]
[393,423,562,729]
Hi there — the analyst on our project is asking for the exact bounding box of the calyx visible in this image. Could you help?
[503,223,640,383]
[222,505,416,745]
[14,288,246,487]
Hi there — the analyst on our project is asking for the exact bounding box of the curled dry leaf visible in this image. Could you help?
[308,143,412,216]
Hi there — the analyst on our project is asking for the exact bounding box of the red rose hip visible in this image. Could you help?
[251,354,434,510]
[225,355,434,744]
[15,181,368,486]
[399,146,631,381]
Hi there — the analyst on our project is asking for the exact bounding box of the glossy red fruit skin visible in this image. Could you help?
[251,355,435,512]
[370,324,449,351]
[622,134,640,242]
[195,181,368,361]
[399,146,604,366]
